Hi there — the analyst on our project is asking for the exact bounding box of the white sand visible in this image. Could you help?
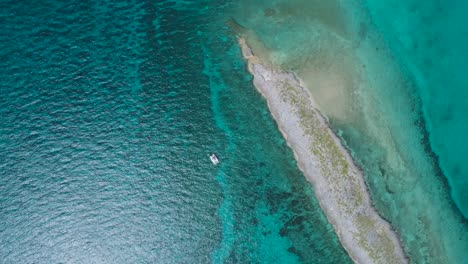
[238,37,407,264]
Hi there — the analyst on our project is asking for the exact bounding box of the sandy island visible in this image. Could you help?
[238,37,407,264]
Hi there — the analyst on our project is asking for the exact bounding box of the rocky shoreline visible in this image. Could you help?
[238,37,407,264]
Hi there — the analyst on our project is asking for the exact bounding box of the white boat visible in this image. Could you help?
[210,153,219,165]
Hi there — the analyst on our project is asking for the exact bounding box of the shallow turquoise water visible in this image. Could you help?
[0,0,351,263]
[230,0,468,263]
[362,0,468,220]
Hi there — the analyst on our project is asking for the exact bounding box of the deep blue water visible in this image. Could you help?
[0,0,351,263]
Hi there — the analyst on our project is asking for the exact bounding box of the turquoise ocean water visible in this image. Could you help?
[0,0,350,263]
[362,0,468,220]
[230,0,468,263]
[1,0,467,263]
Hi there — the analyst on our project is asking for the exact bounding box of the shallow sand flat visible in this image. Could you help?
[238,37,407,264]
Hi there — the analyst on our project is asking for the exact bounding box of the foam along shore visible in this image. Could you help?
[238,37,407,264]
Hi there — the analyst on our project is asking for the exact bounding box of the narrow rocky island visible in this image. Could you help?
[238,37,407,264]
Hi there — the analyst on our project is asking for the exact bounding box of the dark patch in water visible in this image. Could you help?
[264,8,276,17]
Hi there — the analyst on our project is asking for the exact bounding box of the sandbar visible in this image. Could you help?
[238,37,407,264]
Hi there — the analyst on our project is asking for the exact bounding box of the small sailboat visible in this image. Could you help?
[210,153,219,165]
